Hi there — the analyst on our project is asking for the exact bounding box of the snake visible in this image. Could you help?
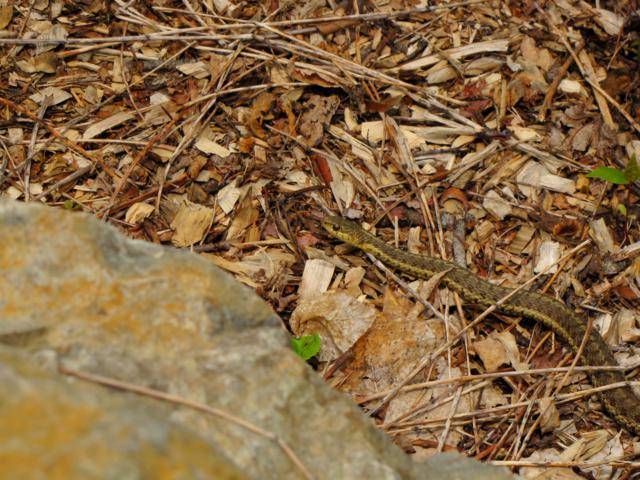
[322,215,640,435]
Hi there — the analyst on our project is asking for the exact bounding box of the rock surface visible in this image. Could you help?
[0,200,514,480]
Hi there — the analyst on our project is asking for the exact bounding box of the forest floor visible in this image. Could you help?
[1,0,640,477]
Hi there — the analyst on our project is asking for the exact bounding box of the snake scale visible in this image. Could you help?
[322,215,640,435]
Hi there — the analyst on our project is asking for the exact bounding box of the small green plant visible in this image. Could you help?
[63,199,79,210]
[291,334,321,361]
[587,154,639,185]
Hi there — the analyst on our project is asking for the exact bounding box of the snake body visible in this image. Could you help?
[322,215,640,434]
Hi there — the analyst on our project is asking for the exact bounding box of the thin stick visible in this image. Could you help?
[491,459,640,468]
[0,97,115,179]
[515,317,594,459]
[537,5,640,134]
[367,239,591,416]
[537,45,582,121]
[387,380,640,430]
[32,165,94,203]
[102,112,183,218]
[153,1,484,27]
[24,96,52,201]
[58,365,315,480]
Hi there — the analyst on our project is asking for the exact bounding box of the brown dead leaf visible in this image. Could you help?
[520,449,581,480]
[206,249,295,287]
[290,67,340,88]
[298,259,335,300]
[483,190,512,220]
[520,36,554,72]
[439,187,469,210]
[474,330,525,372]
[563,430,610,462]
[551,219,581,238]
[338,288,441,394]
[474,336,507,372]
[83,111,135,139]
[538,397,561,433]
[0,5,13,29]
[125,202,155,225]
[33,52,59,74]
[310,153,332,183]
[316,18,359,35]
[366,95,404,114]
[41,155,72,178]
[245,92,275,138]
[170,200,214,247]
[226,195,259,241]
[299,95,340,147]
[570,123,595,152]
[581,431,622,479]
[614,309,640,342]
[290,291,377,362]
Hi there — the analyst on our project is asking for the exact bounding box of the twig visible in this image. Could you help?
[538,45,582,122]
[102,112,183,218]
[24,95,52,201]
[32,165,94,203]
[367,239,591,416]
[58,364,315,480]
[0,96,115,179]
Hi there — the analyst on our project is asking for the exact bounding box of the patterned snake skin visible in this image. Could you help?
[322,215,639,434]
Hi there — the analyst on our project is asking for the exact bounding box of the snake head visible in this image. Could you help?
[322,215,369,247]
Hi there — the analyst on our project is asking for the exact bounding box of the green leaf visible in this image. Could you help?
[291,334,321,361]
[618,203,627,217]
[63,199,75,210]
[624,154,640,183]
[586,166,629,185]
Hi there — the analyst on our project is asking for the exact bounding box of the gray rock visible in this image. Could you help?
[0,201,514,480]
[0,346,248,480]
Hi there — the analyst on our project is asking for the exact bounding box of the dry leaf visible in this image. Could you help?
[19,52,60,74]
[29,86,71,106]
[562,430,610,461]
[176,61,209,78]
[170,200,214,247]
[290,291,376,361]
[538,397,561,433]
[614,309,640,343]
[520,449,581,480]
[517,161,576,196]
[202,248,296,288]
[36,24,67,54]
[474,331,525,372]
[558,79,587,96]
[474,336,508,372]
[582,431,622,479]
[226,195,258,241]
[338,288,442,396]
[0,6,14,29]
[245,92,275,138]
[510,125,541,142]
[125,203,154,225]
[83,111,135,139]
[593,8,623,36]
[483,190,512,219]
[298,259,335,300]
[206,249,295,286]
[589,218,616,253]
[299,95,340,146]
[195,135,231,157]
[217,179,242,214]
[534,241,561,274]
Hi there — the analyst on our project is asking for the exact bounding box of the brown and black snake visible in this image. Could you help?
[322,215,640,434]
